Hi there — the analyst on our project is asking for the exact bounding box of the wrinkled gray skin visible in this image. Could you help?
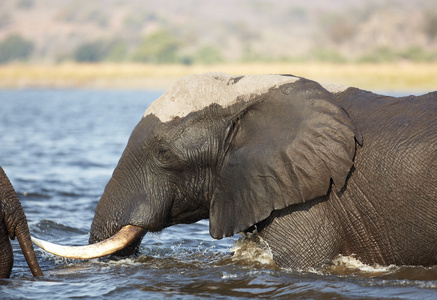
[90,73,436,269]
[0,166,43,278]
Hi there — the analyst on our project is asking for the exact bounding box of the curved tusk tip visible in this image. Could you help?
[31,236,52,251]
[31,236,42,246]
[30,225,145,260]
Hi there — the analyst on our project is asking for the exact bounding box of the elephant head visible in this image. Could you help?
[32,73,361,259]
[0,166,43,278]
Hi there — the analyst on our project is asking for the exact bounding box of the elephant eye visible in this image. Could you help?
[153,138,187,170]
[155,145,186,171]
[157,148,170,160]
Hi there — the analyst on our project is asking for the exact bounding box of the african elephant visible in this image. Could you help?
[33,73,437,269]
[0,166,42,278]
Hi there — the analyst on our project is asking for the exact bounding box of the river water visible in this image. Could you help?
[0,89,435,299]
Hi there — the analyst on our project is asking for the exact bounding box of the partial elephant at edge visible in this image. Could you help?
[0,166,43,278]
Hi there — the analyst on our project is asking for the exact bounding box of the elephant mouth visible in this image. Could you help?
[31,225,145,259]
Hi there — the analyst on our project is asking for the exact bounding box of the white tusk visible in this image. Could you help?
[31,225,144,259]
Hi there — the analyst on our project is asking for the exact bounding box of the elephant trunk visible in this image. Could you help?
[32,225,144,259]
[0,166,43,277]
[16,220,43,276]
[33,169,150,260]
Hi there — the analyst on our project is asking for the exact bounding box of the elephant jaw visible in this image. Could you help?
[31,225,144,259]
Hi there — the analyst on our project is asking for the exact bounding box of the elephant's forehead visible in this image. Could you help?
[143,73,299,122]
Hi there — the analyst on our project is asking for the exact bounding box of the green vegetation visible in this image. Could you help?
[67,27,436,64]
[105,39,129,62]
[358,46,437,63]
[0,34,33,63]
[1,30,436,65]
[399,46,437,62]
[73,41,108,62]
[68,31,226,65]
[1,1,437,65]
[133,30,180,63]
[309,48,347,63]
[193,45,223,64]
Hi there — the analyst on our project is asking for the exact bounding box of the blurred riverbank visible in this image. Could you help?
[1,62,436,93]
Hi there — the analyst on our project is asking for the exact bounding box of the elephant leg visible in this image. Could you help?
[0,222,13,278]
[257,197,342,269]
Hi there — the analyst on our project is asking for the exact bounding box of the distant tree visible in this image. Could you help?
[16,0,34,9]
[320,13,356,44]
[310,48,346,63]
[399,46,434,62]
[85,10,109,28]
[105,39,129,62]
[423,11,437,41]
[132,30,180,63]
[0,13,12,29]
[123,12,157,31]
[194,45,223,64]
[0,34,34,63]
[286,7,308,22]
[241,45,266,62]
[233,22,260,42]
[73,41,107,62]
[358,46,396,63]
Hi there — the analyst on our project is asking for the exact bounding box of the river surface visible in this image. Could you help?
[0,89,436,299]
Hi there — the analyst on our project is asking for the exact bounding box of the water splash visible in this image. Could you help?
[328,255,398,277]
[230,236,278,269]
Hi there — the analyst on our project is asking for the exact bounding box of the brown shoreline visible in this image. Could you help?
[1,62,436,92]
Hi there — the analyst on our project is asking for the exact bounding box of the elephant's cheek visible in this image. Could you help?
[89,215,117,245]
[125,193,174,232]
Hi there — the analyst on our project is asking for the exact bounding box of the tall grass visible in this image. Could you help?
[1,62,436,92]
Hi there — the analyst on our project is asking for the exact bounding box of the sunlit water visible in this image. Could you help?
[0,89,436,299]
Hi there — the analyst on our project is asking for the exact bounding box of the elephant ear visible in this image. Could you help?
[209,78,362,239]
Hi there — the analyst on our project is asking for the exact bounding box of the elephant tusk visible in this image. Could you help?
[31,225,144,259]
